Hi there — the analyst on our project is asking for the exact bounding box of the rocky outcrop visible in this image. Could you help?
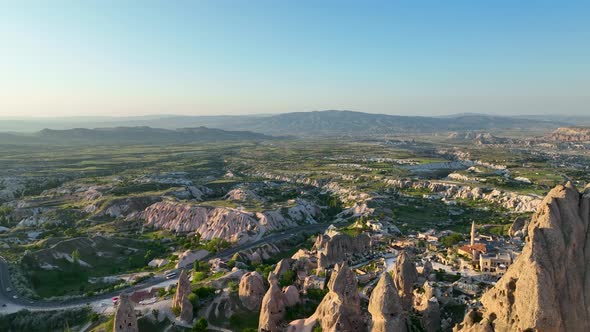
[369,272,407,332]
[456,183,590,332]
[224,188,265,202]
[551,127,590,142]
[314,231,371,269]
[508,215,529,238]
[138,201,259,243]
[384,179,542,212]
[173,270,193,323]
[282,285,300,307]
[313,263,367,332]
[414,283,440,332]
[114,293,138,332]
[98,196,161,218]
[273,258,294,279]
[136,200,320,244]
[392,251,418,310]
[239,271,267,311]
[259,272,287,332]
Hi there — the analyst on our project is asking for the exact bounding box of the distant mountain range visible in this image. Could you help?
[0,126,273,145]
[0,110,578,142]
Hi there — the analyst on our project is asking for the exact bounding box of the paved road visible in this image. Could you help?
[0,222,340,311]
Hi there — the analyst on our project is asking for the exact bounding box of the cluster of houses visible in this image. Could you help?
[415,221,521,277]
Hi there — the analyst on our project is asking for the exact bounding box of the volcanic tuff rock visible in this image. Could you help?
[551,126,590,142]
[282,285,301,307]
[139,202,258,243]
[313,263,367,332]
[173,270,193,322]
[455,183,590,332]
[239,271,267,311]
[273,258,294,279]
[392,251,418,310]
[98,196,161,218]
[314,232,371,269]
[259,272,287,332]
[114,293,138,332]
[385,179,541,212]
[414,283,440,332]
[368,272,407,332]
[508,216,529,238]
[224,187,266,202]
[136,200,321,244]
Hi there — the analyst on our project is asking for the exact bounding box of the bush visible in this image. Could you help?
[441,233,464,248]
[192,317,208,332]
[279,270,296,287]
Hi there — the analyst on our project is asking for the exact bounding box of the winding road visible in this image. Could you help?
[0,222,341,313]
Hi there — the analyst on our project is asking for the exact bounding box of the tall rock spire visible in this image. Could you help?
[113,293,138,332]
[369,272,407,332]
[456,183,590,332]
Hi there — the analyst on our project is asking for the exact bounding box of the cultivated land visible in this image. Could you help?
[1,115,589,331]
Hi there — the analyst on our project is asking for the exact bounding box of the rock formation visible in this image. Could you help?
[414,283,440,332]
[239,271,267,311]
[314,231,371,269]
[282,285,301,307]
[173,270,193,323]
[508,215,529,238]
[113,293,138,332]
[456,183,590,332]
[368,272,407,332]
[136,199,320,244]
[551,126,590,142]
[313,263,367,332]
[385,179,541,212]
[273,258,294,279]
[392,251,418,310]
[259,272,287,332]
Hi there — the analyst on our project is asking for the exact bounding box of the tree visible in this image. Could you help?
[71,249,80,264]
[441,233,464,248]
[192,318,208,332]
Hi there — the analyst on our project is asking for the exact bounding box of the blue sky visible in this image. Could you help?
[1,1,589,117]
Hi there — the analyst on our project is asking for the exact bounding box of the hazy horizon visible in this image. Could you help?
[2,1,589,117]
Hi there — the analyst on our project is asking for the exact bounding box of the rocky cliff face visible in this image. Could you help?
[239,271,267,311]
[259,273,287,332]
[369,272,407,332]
[314,232,371,269]
[385,179,541,212]
[114,293,138,332]
[456,183,590,332]
[138,201,259,243]
[173,270,193,323]
[314,263,367,332]
[392,251,418,310]
[136,200,320,244]
[551,127,590,142]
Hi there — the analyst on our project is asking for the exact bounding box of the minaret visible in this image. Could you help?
[470,221,476,246]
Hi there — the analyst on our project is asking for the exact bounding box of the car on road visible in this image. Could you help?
[5,287,11,292]
[165,271,177,279]
[12,295,18,299]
